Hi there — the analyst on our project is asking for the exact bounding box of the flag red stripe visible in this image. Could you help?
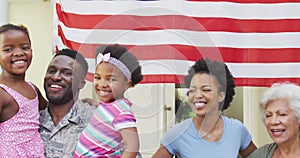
[86,73,186,84]
[234,78,300,87]
[57,4,300,33]
[57,30,300,63]
[87,73,300,87]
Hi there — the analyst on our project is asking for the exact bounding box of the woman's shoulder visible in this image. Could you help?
[165,118,193,135]
[248,143,277,158]
[162,118,193,144]
[222,115,245,127]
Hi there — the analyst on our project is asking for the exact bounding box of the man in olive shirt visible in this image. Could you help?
[39,49,95,157]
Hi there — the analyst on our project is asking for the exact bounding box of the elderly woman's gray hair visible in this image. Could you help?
[260,82,300,124]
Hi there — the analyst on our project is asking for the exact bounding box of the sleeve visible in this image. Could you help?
[161,128,178,156]
[237,120,252,150]
[248,143,275,158]
[113,112,137,130]
[112,100,137,130]
[160,120,191,156]
[248,147,263,158]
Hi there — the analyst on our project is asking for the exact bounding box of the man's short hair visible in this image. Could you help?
[54,49,88,76]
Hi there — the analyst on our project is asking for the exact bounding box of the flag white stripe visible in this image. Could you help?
[86,59,300,78]
[59,1,300,19]
[59,23,300,48]
[227,62,300,78]
[56,36,68,50]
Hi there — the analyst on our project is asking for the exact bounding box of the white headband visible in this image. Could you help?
[96,53,132,80]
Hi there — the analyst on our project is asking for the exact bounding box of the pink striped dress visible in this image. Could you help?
[0,83,44,158]
[74,99,136,158]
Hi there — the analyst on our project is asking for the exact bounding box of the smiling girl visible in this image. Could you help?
[74,44,143,158]
[0,24,47,157]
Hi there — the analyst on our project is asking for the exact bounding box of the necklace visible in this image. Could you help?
[194,116,223,141]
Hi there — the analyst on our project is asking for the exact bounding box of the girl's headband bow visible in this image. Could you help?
[96,53,132,80]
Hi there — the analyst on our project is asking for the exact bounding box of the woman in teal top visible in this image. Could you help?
[248,82,300,158]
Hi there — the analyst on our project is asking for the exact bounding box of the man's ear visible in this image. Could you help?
[79,80,86,89]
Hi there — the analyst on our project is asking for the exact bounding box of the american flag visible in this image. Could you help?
[53,0,300,87]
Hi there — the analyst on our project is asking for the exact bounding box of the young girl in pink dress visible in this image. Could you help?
[0,24,47,157]
[74,44,143,158]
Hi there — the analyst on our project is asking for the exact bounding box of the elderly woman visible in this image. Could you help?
[248,82,300,158]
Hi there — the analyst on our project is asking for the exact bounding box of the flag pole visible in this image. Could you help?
[0,0,8,26]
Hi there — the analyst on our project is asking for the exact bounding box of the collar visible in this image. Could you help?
[40,100,83,130]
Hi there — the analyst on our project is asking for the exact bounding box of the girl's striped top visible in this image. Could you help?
[74,99,137,158]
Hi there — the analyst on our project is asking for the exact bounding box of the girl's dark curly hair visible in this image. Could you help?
[184,58,236,111]
[95,44,143,87]
[0,23,31,44]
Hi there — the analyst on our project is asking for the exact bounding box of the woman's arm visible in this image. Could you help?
[152,145,173,158]
[239,141,257,158]
[120,127,140,158]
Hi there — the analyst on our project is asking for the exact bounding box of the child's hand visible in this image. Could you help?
[81,98,98,107]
